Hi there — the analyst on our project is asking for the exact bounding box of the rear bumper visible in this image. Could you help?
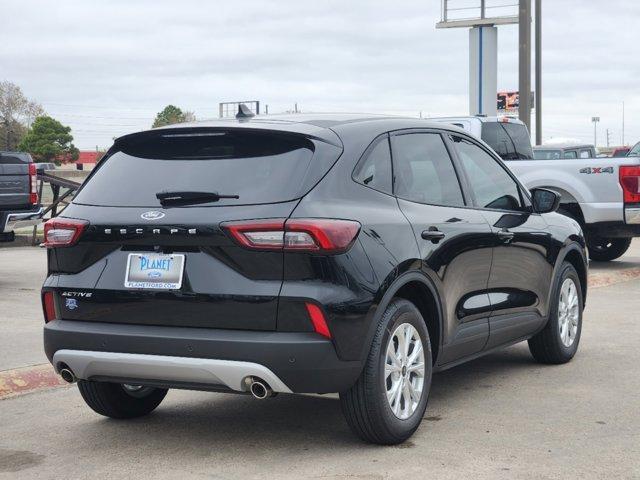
[624,207,640,225]
[44,320,363,394]
[586,221,640,238]
[1,206,43,233]
[53,349,293,393]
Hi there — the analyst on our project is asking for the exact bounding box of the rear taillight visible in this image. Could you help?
[42,291,56,322]
[305,302,331,339]
[28,163,38,205]
[222,218,361,254]
[620,166,640,203]
[43,218,89,247]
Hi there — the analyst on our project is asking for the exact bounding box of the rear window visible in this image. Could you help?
[533,149,562,160]
[74,130,339,207]
[0,153,32,164]
[481,122,534,160]
[628,142,640,157]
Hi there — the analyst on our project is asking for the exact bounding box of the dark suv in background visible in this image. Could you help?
[42,113,587,444]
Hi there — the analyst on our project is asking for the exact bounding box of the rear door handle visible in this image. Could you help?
[497,229,515,242]
[421,228,446,244]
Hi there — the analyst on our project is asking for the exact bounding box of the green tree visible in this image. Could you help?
[152,105,195,128]
[18,115,79,164]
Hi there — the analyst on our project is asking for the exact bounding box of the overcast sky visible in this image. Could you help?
[2,0,638,150]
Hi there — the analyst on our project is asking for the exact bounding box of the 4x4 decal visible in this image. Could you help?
[579,166,614,174]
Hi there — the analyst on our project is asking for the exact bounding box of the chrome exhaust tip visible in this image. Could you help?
[59,368,77,384]
[244,376,274,399]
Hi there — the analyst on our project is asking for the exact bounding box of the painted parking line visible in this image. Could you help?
[0,364,68,399]
[589,267,640,289]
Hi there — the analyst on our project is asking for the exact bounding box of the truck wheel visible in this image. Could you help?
[340,299,432,445]
[78,380,168,419]
[528,262,583,364]
[0,232,15,242]
[587,237,632,262]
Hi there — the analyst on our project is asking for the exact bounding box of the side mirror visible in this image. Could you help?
[531,188,560,214]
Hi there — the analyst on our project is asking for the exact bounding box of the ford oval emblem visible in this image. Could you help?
[141,211,165,221]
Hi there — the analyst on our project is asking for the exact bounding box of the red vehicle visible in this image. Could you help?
[611,147,630,157]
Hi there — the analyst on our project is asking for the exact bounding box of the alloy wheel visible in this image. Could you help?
[558,278,579,347]
[385,323,426,420]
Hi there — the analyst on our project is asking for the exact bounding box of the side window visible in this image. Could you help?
[480,122,516,160]
[564,150,578,159]
[452,136,524,211]
[579,149,591,159]
[391,133,465,207]
[502,123,534,160]
[353,136,393,194]
[480,122,534,160]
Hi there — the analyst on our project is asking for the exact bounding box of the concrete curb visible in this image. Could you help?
[588,267,640,289]
[0,364,69,400]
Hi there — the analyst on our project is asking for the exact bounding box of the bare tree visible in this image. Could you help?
[0,81,45,150]
[182,110,196,123]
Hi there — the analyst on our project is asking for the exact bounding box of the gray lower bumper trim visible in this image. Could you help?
[52,349,292,393]
[3,207,44,232]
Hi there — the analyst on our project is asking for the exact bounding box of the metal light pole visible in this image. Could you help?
[622,101,625,146]
[592,116,600,147]
[518,0,532,132]
[535,0,542,145]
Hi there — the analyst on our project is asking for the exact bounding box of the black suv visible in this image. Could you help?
[42,114,587,445]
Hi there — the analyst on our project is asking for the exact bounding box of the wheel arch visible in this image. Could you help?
[557,201,586,227]
[553,242,588,307]
[364,271,444,366]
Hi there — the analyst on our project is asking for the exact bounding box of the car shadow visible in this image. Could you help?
[429,343,540,404]
[68,345,544,455]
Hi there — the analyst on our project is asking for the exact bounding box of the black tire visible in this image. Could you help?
[340,298,433,445]
[78,380,168,419]
[587,237,632,262]
[0,232,15,242]
[528,262,583,364]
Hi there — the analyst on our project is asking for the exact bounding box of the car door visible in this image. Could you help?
[390,130,495,365]
[448,134,554,349]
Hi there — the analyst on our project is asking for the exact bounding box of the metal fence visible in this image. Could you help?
[29,170,82,244]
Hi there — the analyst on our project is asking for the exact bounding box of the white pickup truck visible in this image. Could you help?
[433,116,640,261]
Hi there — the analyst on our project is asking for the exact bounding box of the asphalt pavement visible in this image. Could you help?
[1,244,639,479]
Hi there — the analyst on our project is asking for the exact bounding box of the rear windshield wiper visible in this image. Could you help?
[156,191,239,207]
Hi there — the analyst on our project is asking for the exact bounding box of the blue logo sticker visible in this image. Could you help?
[65,298,79,310]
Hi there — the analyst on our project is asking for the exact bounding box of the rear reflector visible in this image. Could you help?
[305,302,331,339]
[42,291,56,322]
[43,218,89,247]
[222,218,360,254]
[620,166,640,203]
[28,163,38,205]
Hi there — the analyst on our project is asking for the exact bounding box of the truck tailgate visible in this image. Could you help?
[0,163,30,207]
